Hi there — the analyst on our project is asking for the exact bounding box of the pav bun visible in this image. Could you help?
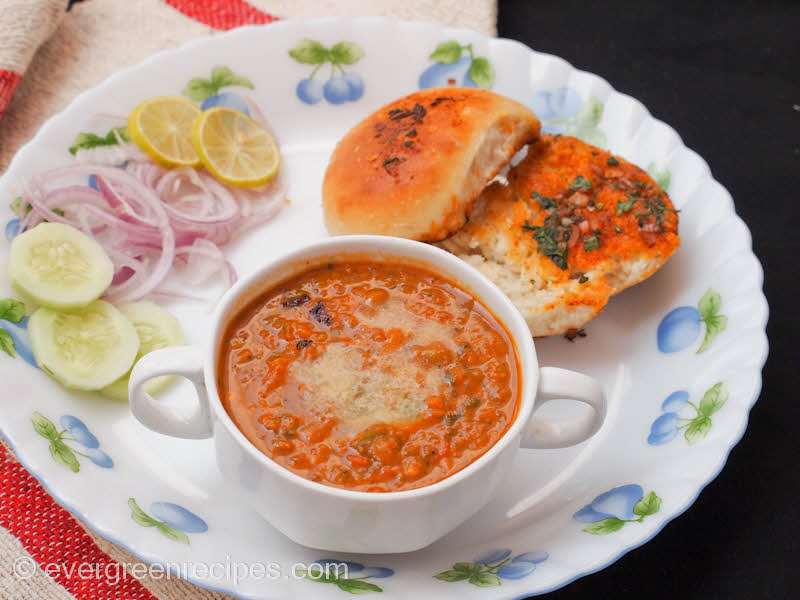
[323,88,540,241]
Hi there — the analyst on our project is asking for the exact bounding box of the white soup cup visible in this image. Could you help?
[129,235,606,553]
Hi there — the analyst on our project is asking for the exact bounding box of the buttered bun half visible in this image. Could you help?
[322,88,540,241]
[439,134,680,336]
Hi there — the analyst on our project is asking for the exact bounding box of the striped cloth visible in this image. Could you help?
[0,1,496,598]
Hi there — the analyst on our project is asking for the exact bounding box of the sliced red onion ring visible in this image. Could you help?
[17,148,285,303]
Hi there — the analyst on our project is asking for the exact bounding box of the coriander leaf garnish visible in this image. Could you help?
[645,197,668,228]
[68,127,130,156]
[578,275,589,284]
[0,299,25,323]
[606,156,619,166]
[0,329,15,357]
[524,184,586,269]
[10,197,23,216]
[569,175,592,191]
[532,191,557,211]
[616,194,636,216]
[522,221,568,270]
[583,236,599,252]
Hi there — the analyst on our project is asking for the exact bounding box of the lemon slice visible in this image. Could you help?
[191,107,280,188]
[128,96,201,167]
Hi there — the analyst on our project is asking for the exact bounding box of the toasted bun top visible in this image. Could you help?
[322,88,540,241]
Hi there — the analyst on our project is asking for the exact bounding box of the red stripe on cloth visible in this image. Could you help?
[164,0,279,30]
[0,70,22,119]
[0,444,157,599]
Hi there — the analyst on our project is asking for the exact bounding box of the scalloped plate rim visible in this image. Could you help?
[0,16,769,599]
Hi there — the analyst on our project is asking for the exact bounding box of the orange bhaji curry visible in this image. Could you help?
[218,262,520,492]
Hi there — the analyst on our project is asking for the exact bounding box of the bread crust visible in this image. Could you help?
[323,88,540,241]
[439,134,680,336]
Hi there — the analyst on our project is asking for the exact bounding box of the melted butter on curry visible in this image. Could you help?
[292,296,461,430]
[291,341,441,431]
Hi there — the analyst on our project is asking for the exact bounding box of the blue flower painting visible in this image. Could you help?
[648,383,728,445]
[0,298,36,367]
[434,548,548,587]
[31,413,113,472]
[289,39,366,105]
[657,289,727,354]
[5,217,19,241]
[529,87,607,147]
[574,484,662,534]
[297,559,394,594]
[128,498,207,545]
[182,66,254,114]
[419,41,495,89]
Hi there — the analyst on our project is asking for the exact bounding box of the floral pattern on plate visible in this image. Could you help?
[434,548,548,587]
[0,298,35,366]
[183,66,254,113]
[658,289,727,354]
[32,413,113,472]
[289,39,365,105]
[419,41,495,89]
[574,485,662,534]
[648,383,728,445]
[128,498,208,545]
[296,559,394,594]
[5,215,19,241]
[529,87,606,147]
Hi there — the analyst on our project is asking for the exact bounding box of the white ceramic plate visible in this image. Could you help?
[0,17,768,599]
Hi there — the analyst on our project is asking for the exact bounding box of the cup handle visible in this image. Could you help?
[129,346,213,440]
[520,366,606,449]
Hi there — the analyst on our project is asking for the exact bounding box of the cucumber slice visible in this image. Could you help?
[9,222,113,310]
[29,300,139,390]
[100,301,184,401]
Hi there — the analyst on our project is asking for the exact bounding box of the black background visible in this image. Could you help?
[497,1,799,598]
